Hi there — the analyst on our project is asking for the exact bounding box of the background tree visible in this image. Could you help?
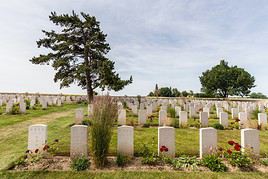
[181,90,189,97]
[159,87,173,97]
[199,60,255,98]
[250,92,267,99]
[30,11,132,103]
[154,84,159,97]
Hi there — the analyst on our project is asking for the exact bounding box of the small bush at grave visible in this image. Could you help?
[82,119,92,126]
[172,155,200,170]
[10,104,20,115]
[71,155,90,171]
[224,140,252,168]
[171,118,180,128]
[90,95,117,168]
[142,123,150,128]
[251,109,260,120]
[168,107,176,118]
[0,106,3,115]
[212,123,224,130]
[116,154,130,167]
[202,154,227,172]
[46,139,60,156]
[261,158,268,166]
[25,99,30,109]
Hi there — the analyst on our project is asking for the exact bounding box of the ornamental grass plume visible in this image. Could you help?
[90,95,118,168]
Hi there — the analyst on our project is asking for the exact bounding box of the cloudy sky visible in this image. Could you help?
[0,0,268,96]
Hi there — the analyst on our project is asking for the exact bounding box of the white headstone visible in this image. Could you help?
[158,126,175,157]
[238,112,248,128]
[200,127,217,158]
[138,109,147,125]
[118,109,126,125]
[117,125,134,156]
[231,108,239,119]
[70,125,88,158]
[28,124,48,151]
[258,113,267,128]
[241,128,260,155]
[199,112,208,127]
[159,110,167,126]
[75,108,84,124]
[179,111,188,127]
[219,112,228,128]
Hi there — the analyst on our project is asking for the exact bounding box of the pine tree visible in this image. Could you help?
[30,11,132,103]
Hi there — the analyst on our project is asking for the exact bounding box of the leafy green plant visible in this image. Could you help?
[90,95,117,168]
[171,118,180,128]
[168,107,176,118]
[261,158,268,166]
[10,104,20,115]
[82,119,92,126]
[226,151,252,168]
[71,155,90,171]
[172,155,200,170]
[225,140,252,168]
[202,154,227,172]
[116,154,130,167]
[142,123,150,128]
[25,99,31,109]
[212,123,224,130]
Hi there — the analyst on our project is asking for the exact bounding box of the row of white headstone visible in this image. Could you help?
[115,107,268,129]
[28,124,260,158]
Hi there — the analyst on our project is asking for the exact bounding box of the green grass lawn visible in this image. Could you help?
[0,103,81,128]
[1,171,268,179]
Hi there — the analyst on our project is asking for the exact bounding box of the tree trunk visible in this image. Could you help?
[84,46,93,104]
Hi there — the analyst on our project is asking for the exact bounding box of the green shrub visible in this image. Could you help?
[10,104,20,115]
[82,119,92,126]
[172,155,200,170]
[202,154,227,172]
[71,155,90,171]
[116,154,130,167]
[261,158,268,166]
[142,123,150,128]
[251,109,260,120]
[25,99,30,109]
[90,95,117,168]
[212,123,224,130]
[171,118,180,128]
[226,151,252,168]
[168,107,176,118]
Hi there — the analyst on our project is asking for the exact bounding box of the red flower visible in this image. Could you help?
[235,119,240,122]
[35,149,39,153]
[227,149,232,154]
[54,139,59,143]
[160,145,168,152]
[43,144,50,151]
[228,141,235,146]
[234,144,241,151]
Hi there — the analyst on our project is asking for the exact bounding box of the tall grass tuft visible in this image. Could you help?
[90,95,117,168]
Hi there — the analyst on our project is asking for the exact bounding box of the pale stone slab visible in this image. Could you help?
[219,112,228,128]
[179,111,188,127]
[70,125,88,158]
[258,113,267,128]
[117,125,134,156]
[118,109,126,125]
[199,112,208,127]
[159,110,167,126]
[238,112,248,128]
[241,128,260,155]
[138,109,147,125]
[158,126,175,157]
[203,107,210,118]
[75,108,84,124]
[231,108,239,119]
[28,124,47,151]
[175,106,181,117]
[200,127,217,158]
[19,101,26,114]
[216,107,223,118]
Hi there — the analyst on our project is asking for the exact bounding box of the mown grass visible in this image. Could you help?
[0,104,81,128]
[1,171,268,179]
